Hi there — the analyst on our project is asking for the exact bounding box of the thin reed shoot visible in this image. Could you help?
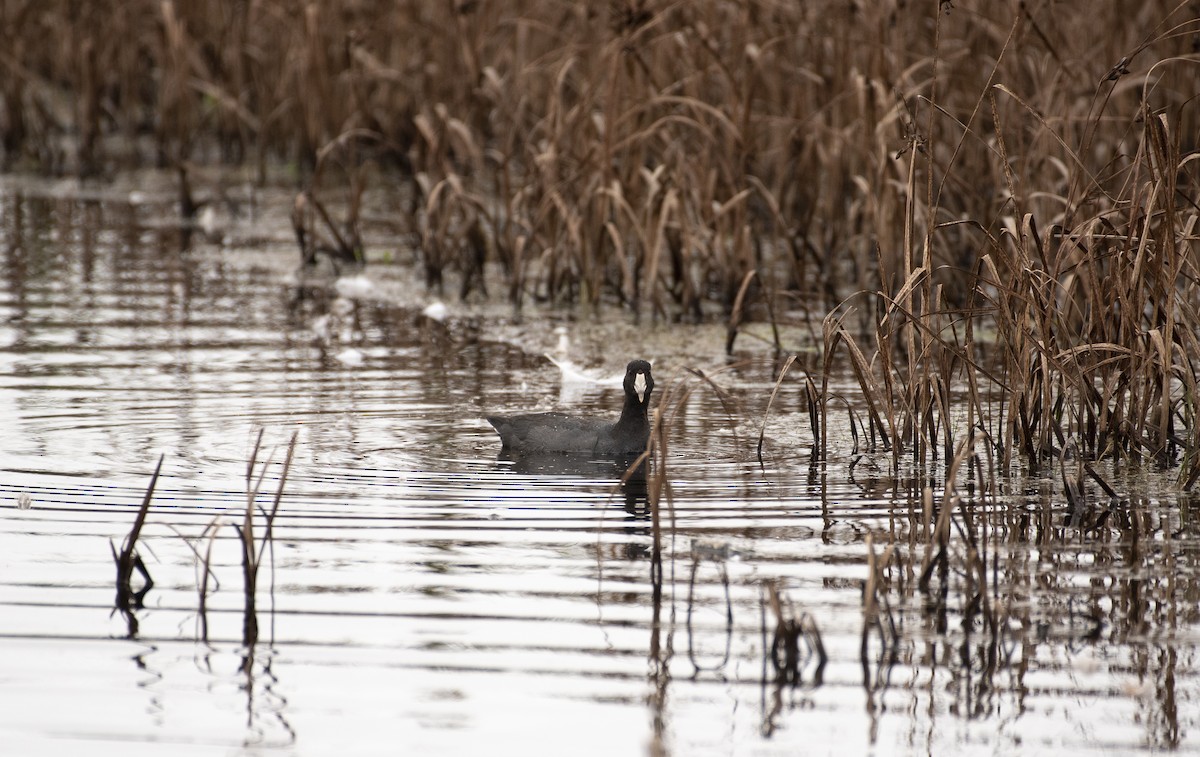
[111,454,163,621]
[237,429,299,647]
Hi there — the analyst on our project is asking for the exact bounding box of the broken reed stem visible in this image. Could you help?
[112,454,163,615]
[756,353,797,466]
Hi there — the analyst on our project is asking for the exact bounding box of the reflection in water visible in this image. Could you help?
[850,475,1198,752]
[496,450,650,520]
[0,187,1198,755]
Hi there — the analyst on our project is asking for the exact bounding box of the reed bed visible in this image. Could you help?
[4,0,1199,470]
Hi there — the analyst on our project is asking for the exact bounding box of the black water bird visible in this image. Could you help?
[487,359,655,455]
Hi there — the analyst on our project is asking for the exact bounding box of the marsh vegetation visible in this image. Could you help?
[5,1,1197,468]
[2,1,1200,754]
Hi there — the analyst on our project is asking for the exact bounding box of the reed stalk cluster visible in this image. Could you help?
[4,1,1198,468]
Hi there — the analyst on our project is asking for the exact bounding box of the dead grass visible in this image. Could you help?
[108,433,297,644]
[4,1,1199,469]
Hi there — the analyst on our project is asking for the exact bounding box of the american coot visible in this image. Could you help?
[487,359,654,455]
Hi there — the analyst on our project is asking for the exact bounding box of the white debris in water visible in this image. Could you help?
[421,300,448,322]
[552,325,570,356]
[1120,678,1154,697]
[198,205,220,240]
[331,297,356,318]
[544,354,625,387]
[335,275,374,300]
[310,314,331,342]
[310,298,361,345]
[1073,654,1101,675]
[335,347,364,366]
[541,325,625,387]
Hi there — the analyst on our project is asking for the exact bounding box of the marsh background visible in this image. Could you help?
[1,2,1199,755]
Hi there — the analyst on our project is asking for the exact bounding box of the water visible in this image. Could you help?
[1,185,1198,756]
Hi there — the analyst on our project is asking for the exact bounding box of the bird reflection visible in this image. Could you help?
[496,450,650,520]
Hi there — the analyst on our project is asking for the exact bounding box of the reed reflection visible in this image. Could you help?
[496,450,650,520]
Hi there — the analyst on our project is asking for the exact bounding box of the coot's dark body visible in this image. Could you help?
[487,360,654,456]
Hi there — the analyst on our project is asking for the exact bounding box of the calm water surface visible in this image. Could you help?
[1,186,1198,756]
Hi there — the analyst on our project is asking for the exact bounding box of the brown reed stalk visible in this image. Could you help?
[196,519,221,643]
[237,430,298,648]
[756,353,797,466]
[111,454,163,618]
[839,325,894,456]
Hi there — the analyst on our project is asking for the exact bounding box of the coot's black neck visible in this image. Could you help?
[617,364,653,427]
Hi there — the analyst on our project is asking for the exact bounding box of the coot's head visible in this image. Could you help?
[624,360,654,406]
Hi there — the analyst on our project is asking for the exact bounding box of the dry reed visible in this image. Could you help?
[237,429,298,648]
[111,454,163,631]
[3,1,1198,469]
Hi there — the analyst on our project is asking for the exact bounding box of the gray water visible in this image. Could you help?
[1,184,1198,756]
